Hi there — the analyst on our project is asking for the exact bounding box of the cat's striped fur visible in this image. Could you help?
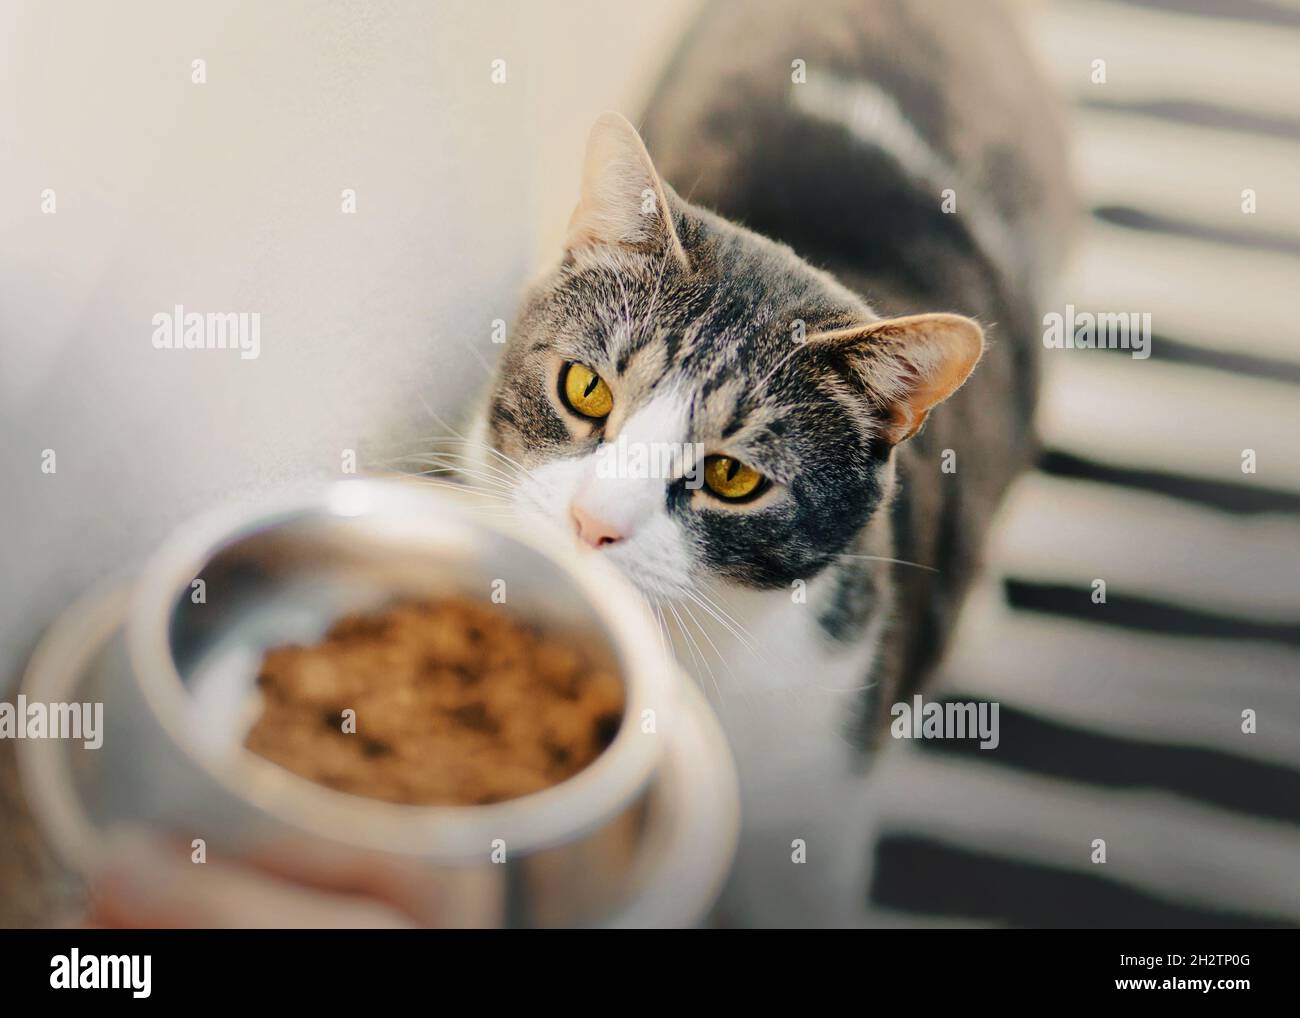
[472,0,1072,924]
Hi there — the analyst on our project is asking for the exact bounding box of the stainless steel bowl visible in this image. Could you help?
[19,479,739,927]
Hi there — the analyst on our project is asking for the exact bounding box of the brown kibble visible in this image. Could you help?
[243,596,624,805]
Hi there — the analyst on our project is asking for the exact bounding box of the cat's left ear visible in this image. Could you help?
[806,313,985,444]
[565,112,690,269]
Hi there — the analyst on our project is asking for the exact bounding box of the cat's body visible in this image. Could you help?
[466,0,1071,925]
[640,0,1073,727]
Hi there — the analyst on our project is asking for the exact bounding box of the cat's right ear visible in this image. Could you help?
[565,112,690,269]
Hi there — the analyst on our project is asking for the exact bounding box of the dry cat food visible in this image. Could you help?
[244,596,625,805]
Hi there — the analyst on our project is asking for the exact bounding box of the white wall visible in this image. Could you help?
[0,0,699,689]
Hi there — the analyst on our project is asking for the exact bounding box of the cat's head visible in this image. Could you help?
[481,113,982,599]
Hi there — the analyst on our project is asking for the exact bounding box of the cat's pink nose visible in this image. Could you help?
[571,504,623,547]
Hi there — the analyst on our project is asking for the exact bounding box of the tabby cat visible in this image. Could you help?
[464,0,1071,925]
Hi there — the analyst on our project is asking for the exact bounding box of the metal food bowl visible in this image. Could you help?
[19,479,739,927]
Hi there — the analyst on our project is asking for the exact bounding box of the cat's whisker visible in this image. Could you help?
[410,472,515,500]
[807,681,876,694]
[667,600,721,705]
[692,581,770,660]
[691,581,756,643]
[384,398,526,487]
[835,552,939,573]
[434,436,553,492]
[396,462,518,499]
[416,445,524,484]
[680,598,744,704]
[461,340,496,378]
[393,429,559,504]
[648,596,680,684]
[421,439,522,475]
[400,476,514,505]
[658,598,695,673]
[686,584,824,712]
[367,463,516,504]
[413,392,479,446]
[397,449,509,473]
[400,453,519,493]
[681,587,769,668]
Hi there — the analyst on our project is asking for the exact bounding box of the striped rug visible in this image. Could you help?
[864,0,1300,927]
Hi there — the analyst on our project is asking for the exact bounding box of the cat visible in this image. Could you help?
[461,0,1072,926]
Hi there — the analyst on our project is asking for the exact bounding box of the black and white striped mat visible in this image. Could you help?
[864,0,1300,928]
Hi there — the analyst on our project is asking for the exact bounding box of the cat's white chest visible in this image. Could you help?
[664,579,882,926]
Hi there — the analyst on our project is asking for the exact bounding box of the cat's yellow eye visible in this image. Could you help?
[561,362,613,419]
[702,455,765,501]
